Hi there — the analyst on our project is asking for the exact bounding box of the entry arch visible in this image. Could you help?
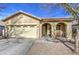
[42,23,51,37]
[56,22,67,37]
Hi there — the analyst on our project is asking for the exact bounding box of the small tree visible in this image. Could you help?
[61,3,79,53]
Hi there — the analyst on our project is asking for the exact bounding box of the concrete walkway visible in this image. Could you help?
[27,38,75,55]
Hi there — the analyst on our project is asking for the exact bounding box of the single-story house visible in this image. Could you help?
[2,10,73,40]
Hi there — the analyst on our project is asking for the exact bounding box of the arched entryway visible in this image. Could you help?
[42,23,51,37]
[56,23,67,37]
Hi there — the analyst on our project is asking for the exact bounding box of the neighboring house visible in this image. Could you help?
[0,21,5,38]
[2,10,73,40]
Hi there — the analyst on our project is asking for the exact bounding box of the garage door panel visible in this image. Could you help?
[19,25,37,38]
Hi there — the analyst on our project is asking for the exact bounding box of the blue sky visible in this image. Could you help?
[0,3,74,20]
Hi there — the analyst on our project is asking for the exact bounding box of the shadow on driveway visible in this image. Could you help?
[56,37,75,53]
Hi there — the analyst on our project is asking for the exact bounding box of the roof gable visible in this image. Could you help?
[2,10,41,22]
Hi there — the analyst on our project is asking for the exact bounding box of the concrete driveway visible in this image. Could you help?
[27,37,75,55]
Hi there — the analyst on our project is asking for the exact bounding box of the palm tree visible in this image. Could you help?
[61,3,79,21]
[61,3,79,53]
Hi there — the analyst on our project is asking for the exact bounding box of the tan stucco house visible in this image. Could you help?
[2,10,73,39]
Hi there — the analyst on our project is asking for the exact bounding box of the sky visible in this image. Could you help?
[0,3,77,20]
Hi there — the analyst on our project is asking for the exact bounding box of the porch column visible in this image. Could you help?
[51,23,56,37]
[37,24,41,38]
[39,24,42,38]
[66,23,72,40]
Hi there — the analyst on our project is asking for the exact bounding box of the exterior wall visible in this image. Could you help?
[4,14,40,39]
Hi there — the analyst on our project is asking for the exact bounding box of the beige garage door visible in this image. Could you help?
[19,25,37,38]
